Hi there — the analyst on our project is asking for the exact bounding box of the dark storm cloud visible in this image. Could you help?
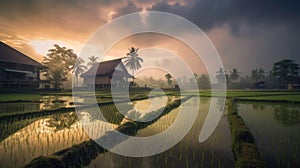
[149,0,300,35]
[0,0,299,74]
[144,0,300,74]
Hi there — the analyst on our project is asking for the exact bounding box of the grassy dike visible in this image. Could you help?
[227,98,265,168]
[24,96,191,168]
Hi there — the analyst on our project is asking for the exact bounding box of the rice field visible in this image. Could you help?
[0,90,299,167]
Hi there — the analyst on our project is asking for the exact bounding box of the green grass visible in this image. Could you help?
[0,94,42,102]
[236,94,300,103]
[198,90,300,104]
[1,90,299,103]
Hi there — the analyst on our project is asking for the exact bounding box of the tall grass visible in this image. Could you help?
[227,98,265,167]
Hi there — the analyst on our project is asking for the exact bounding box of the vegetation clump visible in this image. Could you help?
[227,98,265,168]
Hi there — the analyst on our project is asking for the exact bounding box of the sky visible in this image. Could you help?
[0,0,300,76]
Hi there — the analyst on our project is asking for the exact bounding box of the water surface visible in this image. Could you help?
[238,102,300,167]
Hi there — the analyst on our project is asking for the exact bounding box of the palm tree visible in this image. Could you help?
[229,68,240,81]
[88,56,98,67]
[124,47,143,77]
[165,73,172,88]
[73,57,87,86]
[251,69,265,82]
[73,57,87,78]
[216,68,226,83]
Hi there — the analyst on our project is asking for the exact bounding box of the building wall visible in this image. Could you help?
[0,61,41,89]
[83,76,111,88]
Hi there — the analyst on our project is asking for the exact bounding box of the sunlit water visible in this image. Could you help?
[238,102,300,167]
[0,96,174,168]
[0,114,87,167]
[0,96,74,116]
[88,97,234,168]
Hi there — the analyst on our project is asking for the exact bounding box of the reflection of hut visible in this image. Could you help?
[0,41,46,89]
[81,58,133,88]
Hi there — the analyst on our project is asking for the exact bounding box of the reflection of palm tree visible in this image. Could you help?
[124,47,143,77]
[252,103,266,111]
[274,105,300,126]
[125,109,141,121]
[88,56,98,67]
[46,112,78,131]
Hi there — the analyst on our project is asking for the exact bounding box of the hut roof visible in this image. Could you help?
[0,41,44,67]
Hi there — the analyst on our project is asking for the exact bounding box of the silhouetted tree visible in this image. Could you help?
[251,69,265,82]
[87,56,98,67]
[229,68,240,81]
[216,68,226,83]
[124,47,143,77]
[272,59,299,88]
[165,73,172,88]
[73,57,87,78]
[197,74,211,89]
[42,44,77,89]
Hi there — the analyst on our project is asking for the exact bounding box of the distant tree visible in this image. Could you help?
[216,68,226,83]
[165,73,172,88]
[272,59,299,88]
[73,57,87,87]
[237,76,252,89]
[264,70,281,89]
[42,44,77,89]
[251,69,265,82]
[197,74,211,89]
[229,68,240,81]
[73,57,87,78]
[87,56,98,67]
[124,47,143,77]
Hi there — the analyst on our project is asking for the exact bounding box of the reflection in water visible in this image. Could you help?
[88,97,234,168]
[252,103,266,111]
[274,105,300,126]
[0,96,175,168]
[124,96,174,121]
[0,96,75,116]
[0,113,88,168]
[39,96,74,110]
[46,112,78,131]
[238,102,300,167]
[0,111,118,168]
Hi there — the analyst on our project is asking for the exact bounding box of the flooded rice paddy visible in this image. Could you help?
[0,94,299,167]
[238,102,300,167]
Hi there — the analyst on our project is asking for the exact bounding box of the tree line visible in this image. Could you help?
[42,44,299,90]
[211,59,300,89]
[42,45,143,90]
